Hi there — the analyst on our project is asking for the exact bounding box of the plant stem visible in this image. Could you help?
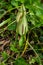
[0,18,11,27]
[0,20,16,33]
[21,40,28,57]
[27,40,42,65]
[0,8,15,19]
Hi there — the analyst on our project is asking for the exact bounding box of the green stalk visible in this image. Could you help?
[0,18,11,27]
[0,8,15,19]
[27,40,42,65]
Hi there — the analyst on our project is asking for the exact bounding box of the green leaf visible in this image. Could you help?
[14,57,29,65]
[36,9,43,19]
[10,44,19,53]
[18,0,25,3]
[8,22,16,31]
[2,51,8,60]
[11,0,18,7]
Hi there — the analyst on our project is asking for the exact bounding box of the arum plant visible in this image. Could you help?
[16,5,28,35]
[16,5,42,65]
[16,4,28,56]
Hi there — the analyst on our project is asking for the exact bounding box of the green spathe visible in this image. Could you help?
[16,5,28,35]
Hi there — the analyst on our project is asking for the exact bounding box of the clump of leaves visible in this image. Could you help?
[10,43,19,53]
[2,51,9,60]
[14,57,29,65]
